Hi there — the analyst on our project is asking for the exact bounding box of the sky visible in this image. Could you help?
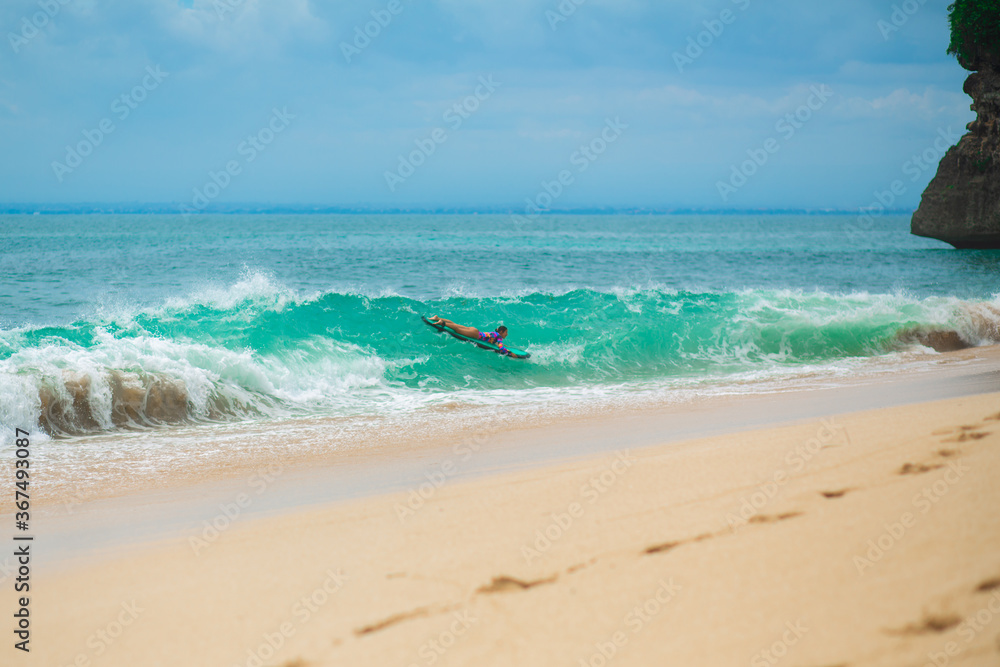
[0,0,975,210]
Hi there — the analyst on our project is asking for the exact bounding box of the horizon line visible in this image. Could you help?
[1,204,915,216]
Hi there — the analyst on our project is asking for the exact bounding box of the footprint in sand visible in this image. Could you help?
[899,462,945,475]
[888,613,962,636]
[566,559,597,574]
[748,511,803,523]
[644,531,719,557]
[976,577,1000,593]
[355,607,430,636]
[642,512,803,559]
[644,541,680,555]
[943,431,991,443]
[477,575,557,594]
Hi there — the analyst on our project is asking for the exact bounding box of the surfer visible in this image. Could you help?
[427,316,513,357]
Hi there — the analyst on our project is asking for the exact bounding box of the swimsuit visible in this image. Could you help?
[479,331,512,356]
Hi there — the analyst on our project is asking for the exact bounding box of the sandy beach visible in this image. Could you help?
[6,357,1000,667]
[5,1,1000,664]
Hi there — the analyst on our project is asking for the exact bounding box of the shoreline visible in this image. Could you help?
[19,344,1000,570]
[7,385,1000,665]
[18,344,1000,511]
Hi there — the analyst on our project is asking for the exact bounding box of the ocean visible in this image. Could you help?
[1,213,999,449]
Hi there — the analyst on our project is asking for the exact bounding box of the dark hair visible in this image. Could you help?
[497,325,508,335]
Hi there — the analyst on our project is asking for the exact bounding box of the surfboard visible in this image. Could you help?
[422,316,531,359]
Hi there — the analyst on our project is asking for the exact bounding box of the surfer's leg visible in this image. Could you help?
[449,324,480,337]
[441,320,479,337]
[430,316,479,337]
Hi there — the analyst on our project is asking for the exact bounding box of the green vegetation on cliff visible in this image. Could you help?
[947,0,1000,69]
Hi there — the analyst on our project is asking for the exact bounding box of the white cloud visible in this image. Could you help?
[835,87,970,121]
[636,83,832,118]
[164,0,331,56]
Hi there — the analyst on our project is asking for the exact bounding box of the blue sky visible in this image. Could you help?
[0,0,973,209]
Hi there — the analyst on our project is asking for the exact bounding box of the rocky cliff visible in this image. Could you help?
[911,66,1000,248]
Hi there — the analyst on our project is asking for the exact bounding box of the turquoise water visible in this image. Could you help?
[1,214,998,437]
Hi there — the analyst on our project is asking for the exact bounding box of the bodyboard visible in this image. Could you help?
[422,316,530,359]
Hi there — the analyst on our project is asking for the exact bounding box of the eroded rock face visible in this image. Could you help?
[911,68,1000,248]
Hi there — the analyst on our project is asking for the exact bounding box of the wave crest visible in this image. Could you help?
[3,283,999,437]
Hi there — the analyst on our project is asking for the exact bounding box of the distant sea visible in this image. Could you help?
[2,213,998,440]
